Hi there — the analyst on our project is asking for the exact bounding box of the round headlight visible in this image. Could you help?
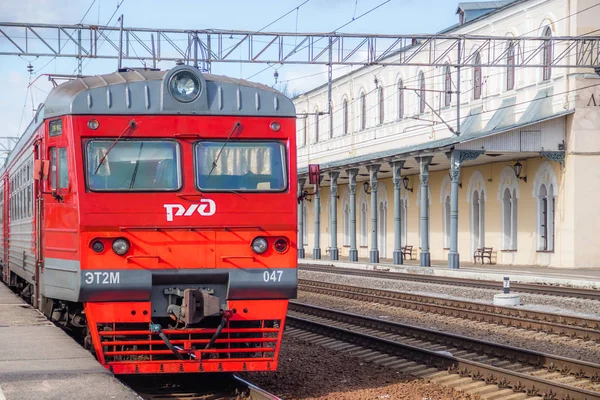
[112,238,130,255]
[251,237,268,254]
[169,70,200,103]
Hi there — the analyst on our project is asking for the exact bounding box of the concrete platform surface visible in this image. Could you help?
[0,283,139,400]
[299,257,600,289]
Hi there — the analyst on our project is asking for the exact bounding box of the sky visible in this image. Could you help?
[0,0,460,151]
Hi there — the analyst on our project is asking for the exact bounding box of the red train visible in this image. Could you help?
[0,65,297,374]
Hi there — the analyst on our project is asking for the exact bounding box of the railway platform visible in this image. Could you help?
[298,257,600,289]
[0,283,139,400]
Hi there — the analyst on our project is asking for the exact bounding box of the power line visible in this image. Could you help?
[34,0,98,76]
[246,0,391,81]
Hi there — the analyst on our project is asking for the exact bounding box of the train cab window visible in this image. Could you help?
[85,140,181,191]
[195,141,287,192]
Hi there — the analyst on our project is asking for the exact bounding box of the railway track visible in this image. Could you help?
[300,264,600,300]
[121,373,280,400]
[287,301,600,400]
[299,279,600,342]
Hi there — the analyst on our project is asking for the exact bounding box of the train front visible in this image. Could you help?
[63,66,297,374]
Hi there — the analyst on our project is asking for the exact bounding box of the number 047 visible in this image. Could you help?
[263,270,283,283]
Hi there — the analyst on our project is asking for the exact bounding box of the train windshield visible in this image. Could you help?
[195,141,287,192]
[85,140,181,191]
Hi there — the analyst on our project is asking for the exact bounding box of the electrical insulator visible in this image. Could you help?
[27,64,34,74]
[274,70,279,84]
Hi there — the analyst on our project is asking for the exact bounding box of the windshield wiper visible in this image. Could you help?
[94,120,138,175]
[128,142,145,189]
[208,121,241,178]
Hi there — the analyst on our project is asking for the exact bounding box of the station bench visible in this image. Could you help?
[473,247,493,264]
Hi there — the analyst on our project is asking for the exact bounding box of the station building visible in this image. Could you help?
[294,0,600,269]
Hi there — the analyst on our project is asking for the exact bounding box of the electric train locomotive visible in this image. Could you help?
[0,65,297,374]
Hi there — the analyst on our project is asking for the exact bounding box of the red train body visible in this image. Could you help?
[0,66,297,374]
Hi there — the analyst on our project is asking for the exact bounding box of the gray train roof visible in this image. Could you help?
[1,66,295,172]
[44,65,295,118]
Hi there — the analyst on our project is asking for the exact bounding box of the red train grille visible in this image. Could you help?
[96,320,282,363]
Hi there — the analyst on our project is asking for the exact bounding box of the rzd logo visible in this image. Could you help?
[164,199,216,222]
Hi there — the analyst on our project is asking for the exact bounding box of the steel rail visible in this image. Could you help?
[288,302,600,400]
[300,264,600,300]
[298,279,600,342]
[122,373,281,400]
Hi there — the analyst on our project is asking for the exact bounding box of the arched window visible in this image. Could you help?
[359,202,368,246]
[378,200,387,258]
[302,204,308,245]
[473,52,482,100]
[397,79,404,119]
[444,66,452,107]
[542,26,553,81]
[506,43,515,91]
[502,188,518,250]
[443,195,451,248]
[533,162,557,251]
[313,107,319,143]
[471,190,485,250]
[537,184,555,251]
[343,202,350,246]
[418,71,426,113]
[359,92,366,130]
[400,197,407,244]
[498,166,519,251]
[378,86,384,125]
[468,171,486,252]
[342,98,349,135]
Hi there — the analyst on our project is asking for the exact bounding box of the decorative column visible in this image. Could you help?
[312,174,323,260]
[417,156,433,267]
[297,177,306,259]
[346,168,359,262]
[447,150,483,269]
[367,164,381,263]
[329,171,340,260]
[390,160,405,265]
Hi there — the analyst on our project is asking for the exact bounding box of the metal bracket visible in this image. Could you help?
[540,151,565,167]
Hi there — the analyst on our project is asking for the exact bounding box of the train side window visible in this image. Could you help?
[50,147,57,190]
[49,147,69,190]
[58,148,68,188]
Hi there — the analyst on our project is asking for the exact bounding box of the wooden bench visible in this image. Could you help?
[401,245,414,260]
[473,247,493,264]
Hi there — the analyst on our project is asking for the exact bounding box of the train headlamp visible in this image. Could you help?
[112,238,130,255]
[251,237,268,254]
[169,70,200,103]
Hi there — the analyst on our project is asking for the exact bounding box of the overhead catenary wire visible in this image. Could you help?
[282,1,600,99]
[34,0,99,76]
[246,0,391,81]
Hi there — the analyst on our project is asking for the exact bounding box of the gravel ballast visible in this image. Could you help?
[299,270,600,318]
[242,335,476,400]
[296,289,600,363]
